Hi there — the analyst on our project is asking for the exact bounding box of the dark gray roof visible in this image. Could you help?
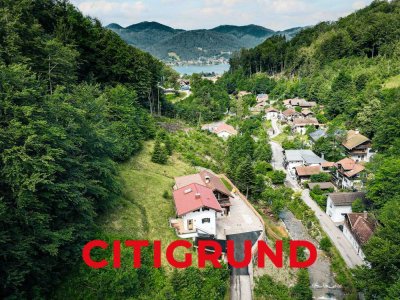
[309,129,326,141]
[328,192,366,206]
[285,149,326,164]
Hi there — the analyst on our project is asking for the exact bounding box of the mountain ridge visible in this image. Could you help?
[106,21,304,61]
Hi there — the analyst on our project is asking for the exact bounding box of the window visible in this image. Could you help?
[202,218,211,224]
[203,207,209,211]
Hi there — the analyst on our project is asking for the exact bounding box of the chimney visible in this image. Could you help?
[195,193,201,199]
[321,153,325,160]
[205,175,211,184]
[363,211,368,219]
[355,129,359,135]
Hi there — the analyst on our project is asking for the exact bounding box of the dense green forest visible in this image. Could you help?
[0,0,224,298]
[224,1,400,298]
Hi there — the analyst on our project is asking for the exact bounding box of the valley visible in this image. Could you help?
[107,21,304,63]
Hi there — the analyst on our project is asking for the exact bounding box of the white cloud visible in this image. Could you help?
[70,0,374,30]
[269,0,308,14]
[352,0,368,10]
[76,1,145,24]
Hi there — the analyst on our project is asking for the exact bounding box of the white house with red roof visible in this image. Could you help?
[174,169,232,215]
[343,212,376,260]
[264,107,280,120]
[333,158,365,191]
[201,122,237,140]
[170,183,222,238]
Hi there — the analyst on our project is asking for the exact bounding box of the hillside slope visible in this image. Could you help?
[107,22,303,61]
[224,1,400,299]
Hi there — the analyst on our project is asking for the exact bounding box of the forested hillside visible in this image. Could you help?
[0,0,169,297]
[108,22,304,61]
[226,1,400,298]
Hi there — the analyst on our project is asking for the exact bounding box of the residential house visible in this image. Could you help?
[284,149,326,176]
[250,102,267,113]
[299,101,317,108]
[309,129,327,144]
[256,94,269,103]
[174,169,232,215]
[343,212,376,260]
[214,123,237,140]
[342,130,374,162]
[301,108,313,118]
[264,107,280,120]
[281,108,300,123]
[295,165,321,182]
[283,99,292,108]
[321,161,335,173]
[291,118,320,135]
[202,122,237,140]
[333,158,365,191]
[285,98,317,108]
[326,192,366,223]
[170,183,222,238]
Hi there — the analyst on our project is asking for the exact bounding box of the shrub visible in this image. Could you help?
[319,237,332,252]
[310,172,331,182]
[268,170,286,184]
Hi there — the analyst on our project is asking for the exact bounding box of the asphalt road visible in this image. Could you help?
[301,189,363,268]
[268,117,364,269]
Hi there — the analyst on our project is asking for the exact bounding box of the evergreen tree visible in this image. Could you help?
[235,156,256,197]
[151,139,168,164]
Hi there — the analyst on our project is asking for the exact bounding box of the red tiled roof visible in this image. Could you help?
[346,213,376,245]
[282,108,298,117]
[321,161,335,168]
[292,118,319,126]
[199,170,231,196]
[265,107,279,113]
[335,158,365,177]
[174,170,231,197]
[295,165,321,176]
[214,123,237,135]
[173,183,222,216]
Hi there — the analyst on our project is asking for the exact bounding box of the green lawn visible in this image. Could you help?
[165,92,186,103]
[272,132,289,145]
[383,74,400,89]
[100,141,197,269]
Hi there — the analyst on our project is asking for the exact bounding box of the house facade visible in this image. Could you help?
[201,122,237,140]
[170,183,222,238]
[284,149,326,177]
[281,108,300,123]
[291,118,320,135]
[333,158,365,191]
[342,130,374,162]
[326,192,366,223]
[174,169,232,215]
[295,165,322,183]
[264,107,280,120]
[343,212,375,260]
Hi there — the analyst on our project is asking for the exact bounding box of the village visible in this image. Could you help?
[165,89,377,299]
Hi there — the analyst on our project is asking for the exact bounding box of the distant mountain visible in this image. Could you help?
[106,22,304,61]
[211,24,275,38]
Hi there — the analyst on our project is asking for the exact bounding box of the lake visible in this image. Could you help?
[172,63,230,75]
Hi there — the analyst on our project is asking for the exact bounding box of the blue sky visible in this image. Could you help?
[70,0,372,30]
